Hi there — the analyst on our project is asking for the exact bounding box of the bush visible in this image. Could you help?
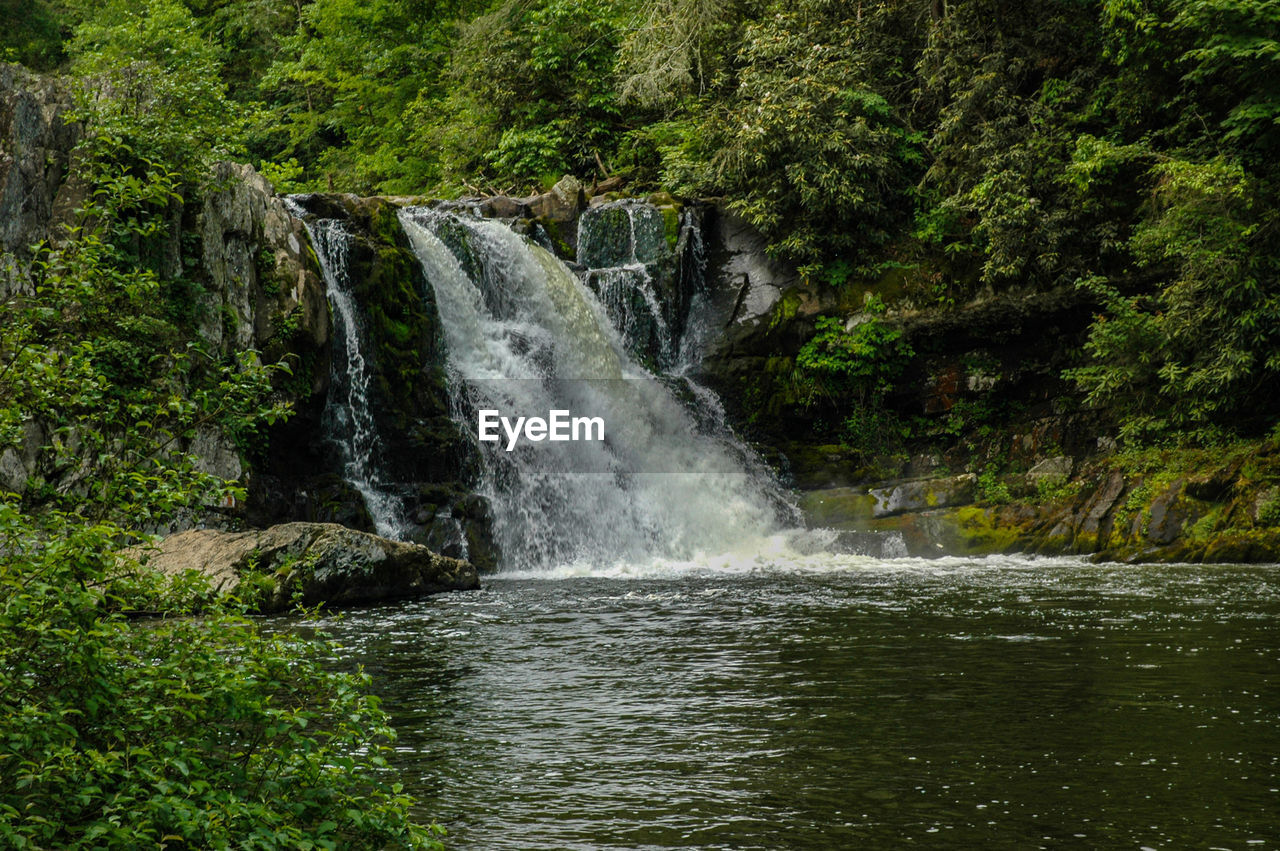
[0,136,437,847]
[0,507,440,849]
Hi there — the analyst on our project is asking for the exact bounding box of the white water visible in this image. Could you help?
[289,207,410,539]
[399,207,803,570]
[581,202,676,366]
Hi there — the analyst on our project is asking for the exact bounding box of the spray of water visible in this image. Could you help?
[399,207,805,570]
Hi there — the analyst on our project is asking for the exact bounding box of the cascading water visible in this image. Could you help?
[577,201,682,369]
[398,206,807,570]
[286,200,410,540]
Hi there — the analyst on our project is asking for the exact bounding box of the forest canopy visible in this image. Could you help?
[2,2,1276,474]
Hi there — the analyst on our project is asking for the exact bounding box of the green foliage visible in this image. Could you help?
[439,0,626,190]
[977,469,1013,505]
[796,301,915,403]
[1066,158,1280,441]
[0,506,440,849]
[0,0,64,69]
[67,0,247,177]
[258,0,478,193]
[703,0,923,265]
[839,404,911,457]
[0,135,437,846]
[1034,473,1081,504]
[916,0,1107,294]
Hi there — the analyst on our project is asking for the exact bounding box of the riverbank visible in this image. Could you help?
[794,439,1280,563]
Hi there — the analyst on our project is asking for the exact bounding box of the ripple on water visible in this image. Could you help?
[268,557,1280,850]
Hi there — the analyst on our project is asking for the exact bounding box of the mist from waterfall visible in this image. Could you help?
[398,206,804,570]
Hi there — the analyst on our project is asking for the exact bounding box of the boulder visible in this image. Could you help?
[138,522,479,613]
[1026,456,1073,486]
[527,174,585,223]
[479,195,528,218]
[870,474,977,518]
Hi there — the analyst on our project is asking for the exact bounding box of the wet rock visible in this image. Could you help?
[708,209,796,326]
[1186,463,1240,502]
[139,522,479,613]
[870,474,977,518]
[798,487,878,529]
[1146,480,1189,545]
[906,454,944,478]
[527,174,585,223]
[479,195,528,218]
[1070,471,1126,550]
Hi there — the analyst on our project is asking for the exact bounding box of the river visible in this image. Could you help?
[282,555,1280,849]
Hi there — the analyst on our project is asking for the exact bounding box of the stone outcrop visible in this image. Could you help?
[870,474,977,518]
[0,63,83,296]
[799,445,1280,563]
[137,522,479,612]
[200,162,329,362]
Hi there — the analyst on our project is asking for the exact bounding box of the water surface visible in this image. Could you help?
[292,556,1280,849]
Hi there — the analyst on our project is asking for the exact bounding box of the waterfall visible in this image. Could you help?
[398,206,799,570]
[287,202,411,540]
[578,201,685,369]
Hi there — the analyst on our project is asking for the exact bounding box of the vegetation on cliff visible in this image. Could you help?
[0,73,440,851]
[9,0,1277,446]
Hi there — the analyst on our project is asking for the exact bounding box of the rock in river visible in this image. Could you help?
[138,522,479,613]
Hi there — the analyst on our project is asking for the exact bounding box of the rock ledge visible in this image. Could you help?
[139,522,479,612]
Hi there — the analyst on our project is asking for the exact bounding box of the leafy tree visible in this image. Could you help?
[259,0,482,193]
[1067,158,1280,441]
[0,0,65,69]
[616,0,736,108]
[702,0,924,269]
[914,0,1107,294]
[67,0,246,175]
[434,0,627,190]
[0,138,440,847]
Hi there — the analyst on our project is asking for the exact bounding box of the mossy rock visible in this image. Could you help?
[947,505,1024,554]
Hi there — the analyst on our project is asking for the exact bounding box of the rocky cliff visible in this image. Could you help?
[7,62,1277,566]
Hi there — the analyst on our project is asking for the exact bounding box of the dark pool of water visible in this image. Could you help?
[283,557,1280,849]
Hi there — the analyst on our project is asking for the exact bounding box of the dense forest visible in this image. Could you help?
[7,0,1279,443]
[3,0,1279,846]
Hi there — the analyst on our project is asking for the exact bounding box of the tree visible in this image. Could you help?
[0,137,440,848]
[704,0,924,270]
[67,0,247,174]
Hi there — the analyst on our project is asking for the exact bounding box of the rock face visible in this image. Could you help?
[139,522,479,613]
[870,474,977,518]
[707,210,796,327]
[1026,456,1073,485]
[200,162,329,362]
[0,63,82,296]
